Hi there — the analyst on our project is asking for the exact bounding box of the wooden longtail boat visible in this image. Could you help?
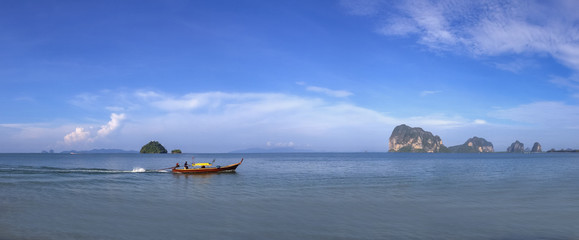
[172,158,243,174]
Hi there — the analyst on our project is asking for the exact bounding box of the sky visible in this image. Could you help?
[1,0,579,153]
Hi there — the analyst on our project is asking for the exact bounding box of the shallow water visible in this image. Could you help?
[1,153,578,239]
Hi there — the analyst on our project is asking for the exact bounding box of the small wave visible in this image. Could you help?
[131,167,146,173]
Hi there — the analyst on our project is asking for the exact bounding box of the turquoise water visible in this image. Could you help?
[1,153,579,239]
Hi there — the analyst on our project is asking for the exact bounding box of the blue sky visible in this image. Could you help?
[1,0,579,153]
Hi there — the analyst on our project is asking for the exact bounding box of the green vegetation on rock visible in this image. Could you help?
[439,145,451,153]
[171,149,182,154]
[140,141,168,154]
[448,137,494,153]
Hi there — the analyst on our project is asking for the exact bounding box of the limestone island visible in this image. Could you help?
[388,124,448,153]
[388,124,495,153]
[505,141,543,153]
[447,137,494,153]
[388,124,551,153]
[531,142,542,153]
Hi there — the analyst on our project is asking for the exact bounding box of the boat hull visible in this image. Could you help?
[172,159,243,174]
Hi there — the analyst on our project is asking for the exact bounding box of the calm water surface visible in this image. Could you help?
[1,153,578,239]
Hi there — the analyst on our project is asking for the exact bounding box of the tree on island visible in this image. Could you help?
[140,141,168,154]
[171,149,182,154]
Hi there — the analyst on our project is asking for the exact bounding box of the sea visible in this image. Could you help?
[1,152,578,240]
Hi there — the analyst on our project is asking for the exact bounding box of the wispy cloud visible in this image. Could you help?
[135,90,162,100]
[405,114,469,129]
[420,90,441,97]
[490,101,579,128]
[266,141,295,148]
[297,82,353,98]
[492,59,536,73]
[343,0,579,73]
[70,93,100,108]
[550,74,579,90]
[306,86,353,98]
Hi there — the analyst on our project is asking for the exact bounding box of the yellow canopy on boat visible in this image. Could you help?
[193,163,212,166]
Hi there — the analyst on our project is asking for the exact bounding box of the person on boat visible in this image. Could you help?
[175,163,180,168]
[184,161,189,169]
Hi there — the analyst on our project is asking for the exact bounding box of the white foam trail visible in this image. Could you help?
[131,167,146,173]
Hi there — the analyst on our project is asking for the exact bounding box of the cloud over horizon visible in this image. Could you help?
[31,88,506,152]
[62,113,126,147]
[1,87,578,152]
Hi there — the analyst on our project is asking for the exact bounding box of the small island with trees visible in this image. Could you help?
[140,141,168,154]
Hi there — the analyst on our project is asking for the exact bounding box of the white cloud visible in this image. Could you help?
[64,127,91,144]
[62,113,126,148]
[473,119,487,125]
[405,115,466,129]
[96,113,126,138]
[152,95,202,111]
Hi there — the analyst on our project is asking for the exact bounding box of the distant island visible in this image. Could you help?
[58,149,138,154]
[230,147,313,153]
[531,142,542,152]
[448,137,494,153]
[547,148,579,153]
[388,124,551,153]
[506,140,525,153]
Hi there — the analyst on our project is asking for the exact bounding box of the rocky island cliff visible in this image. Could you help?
[388,125,494,153]
[388,124,551,154]
[448,137,494,153]
[505,141,542,153]
[507,140,525,153]
[531,142,542,153]
[388,124,448,153]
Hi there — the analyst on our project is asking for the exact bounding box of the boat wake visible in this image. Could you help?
[0,165,169,174]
